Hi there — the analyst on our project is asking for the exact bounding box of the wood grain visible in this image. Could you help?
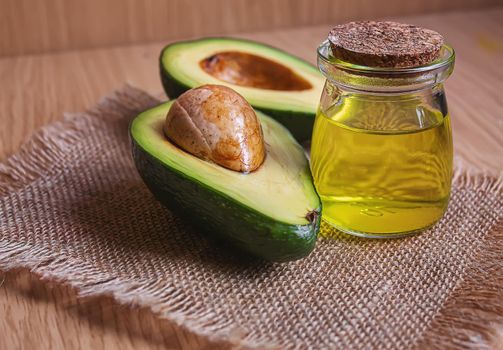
[0,7,503,350]
[0,7,502,171]
[0,269,222,350]
[1,0,501,57]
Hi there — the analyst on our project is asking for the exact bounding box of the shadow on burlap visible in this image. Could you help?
[0,86,502,349]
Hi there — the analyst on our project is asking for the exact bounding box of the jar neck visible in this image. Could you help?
[317,40,455,94]
[328,82,446,100]
[319,81,449,133]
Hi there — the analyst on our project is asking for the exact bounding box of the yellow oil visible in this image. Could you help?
[311,97,453,237]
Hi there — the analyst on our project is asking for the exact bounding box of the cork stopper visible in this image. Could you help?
[328,21,444,68]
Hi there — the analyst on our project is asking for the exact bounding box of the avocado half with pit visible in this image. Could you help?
[160,37,324,141]
[130,101,321,262]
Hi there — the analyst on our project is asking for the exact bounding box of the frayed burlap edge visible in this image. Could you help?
[415,221,503,350]
[0,85,270,350]
[414,161,503,350]
[0,85,502,350]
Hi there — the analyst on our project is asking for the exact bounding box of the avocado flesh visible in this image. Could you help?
[160,37,325,141]
[130,101,321,261]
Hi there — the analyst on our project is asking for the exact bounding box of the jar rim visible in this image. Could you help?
[317,39,455,76]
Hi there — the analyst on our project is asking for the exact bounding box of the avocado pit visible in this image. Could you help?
[200,51,312,91]
[164,84,266,173]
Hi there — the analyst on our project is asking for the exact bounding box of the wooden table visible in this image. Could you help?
[1,7,502,349]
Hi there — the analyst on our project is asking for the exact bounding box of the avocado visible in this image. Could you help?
[160,37,324,141]
[130,101,321,262]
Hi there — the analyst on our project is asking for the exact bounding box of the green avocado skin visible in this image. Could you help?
[131,139,320,262]
[159,42,316,142]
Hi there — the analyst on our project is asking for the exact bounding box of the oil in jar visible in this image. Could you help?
[310,95,453,237]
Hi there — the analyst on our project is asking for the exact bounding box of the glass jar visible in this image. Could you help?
[311,40,455,238]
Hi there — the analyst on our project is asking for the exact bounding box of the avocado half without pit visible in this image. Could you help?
[160,37,325,141]
[130,85,321,262]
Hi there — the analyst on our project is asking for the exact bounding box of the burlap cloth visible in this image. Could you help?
[1,86,502,349]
